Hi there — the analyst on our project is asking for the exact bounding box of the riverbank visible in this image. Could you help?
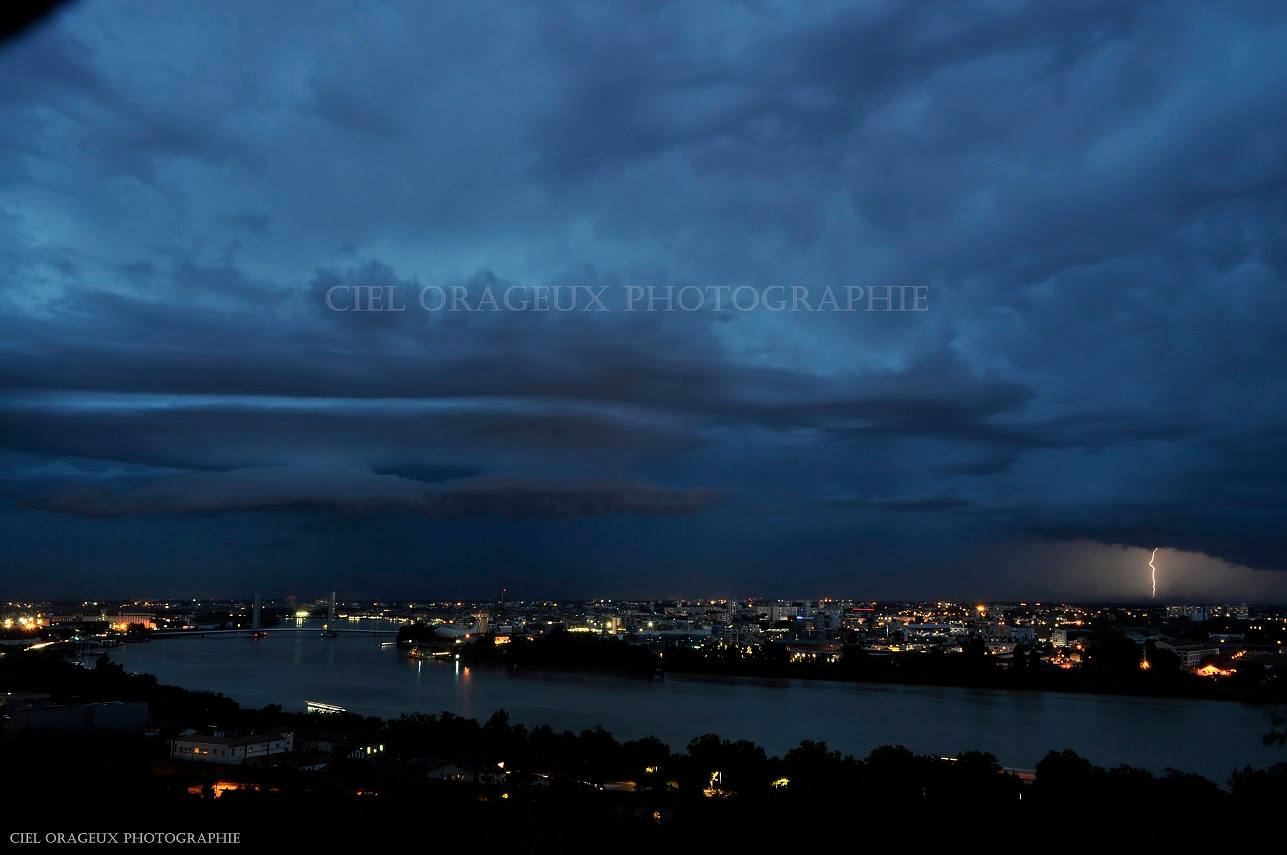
[104,631,1281,778]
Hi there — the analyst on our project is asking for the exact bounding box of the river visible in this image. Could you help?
[110,627,1280,781]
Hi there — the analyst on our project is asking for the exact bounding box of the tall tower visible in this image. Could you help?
[252,594,262,631]
[318,591,339,638]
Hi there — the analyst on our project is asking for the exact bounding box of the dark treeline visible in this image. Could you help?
[3,652,1285,851]
[668,637,1284,700]
[460,628,661,674]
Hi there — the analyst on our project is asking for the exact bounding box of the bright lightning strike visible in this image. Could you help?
[1148,548,1158,599]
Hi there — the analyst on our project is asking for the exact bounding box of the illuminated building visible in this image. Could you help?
[306,701,346,715]
[1194,663,1235,678]
[104,613,157,631]
[784,641,843,663]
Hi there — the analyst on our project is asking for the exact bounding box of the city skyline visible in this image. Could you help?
[3,2,1287,601]
[6,567,1286,608]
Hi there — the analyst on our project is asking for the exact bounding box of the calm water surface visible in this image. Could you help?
[111,628,1278,780]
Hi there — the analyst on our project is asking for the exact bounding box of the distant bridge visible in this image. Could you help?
[146,590,400,639]
[152,627,398,639]
[215,590,399,638]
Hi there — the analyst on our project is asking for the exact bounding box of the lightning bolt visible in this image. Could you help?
[1148,548,1158,599]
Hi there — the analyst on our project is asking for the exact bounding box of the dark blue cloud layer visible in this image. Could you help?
[1,1,1285,598]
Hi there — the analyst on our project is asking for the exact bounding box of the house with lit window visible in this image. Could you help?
[423,758,507,784]
[297,729,385,760]
[170,731,293,764]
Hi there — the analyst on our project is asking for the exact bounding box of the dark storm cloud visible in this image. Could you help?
[815,496,973,512]
[26,466,725,520]
[534,1,1153,182]
[0,391,703,470]
[1,0,1286,595]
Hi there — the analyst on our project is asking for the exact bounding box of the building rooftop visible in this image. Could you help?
[173,731,290,746]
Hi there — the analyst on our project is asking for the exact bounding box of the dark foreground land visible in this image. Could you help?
[2,651,1285,851]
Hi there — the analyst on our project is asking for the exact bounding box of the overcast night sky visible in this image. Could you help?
[2,1,1286,601]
